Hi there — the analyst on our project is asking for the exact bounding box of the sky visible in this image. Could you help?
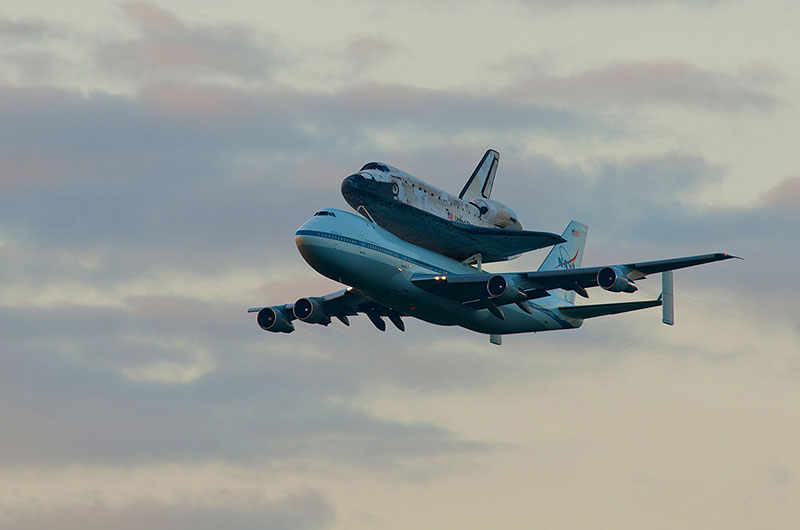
[1,1,799,528]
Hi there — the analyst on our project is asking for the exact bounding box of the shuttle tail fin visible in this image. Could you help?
[459,149,499,200]
[537,220,589,303]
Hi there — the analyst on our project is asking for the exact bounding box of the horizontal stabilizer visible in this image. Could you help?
[558,297,662,320]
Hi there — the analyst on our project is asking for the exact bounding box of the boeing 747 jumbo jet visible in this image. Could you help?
[248,208,738,345]
[341,150,564,263]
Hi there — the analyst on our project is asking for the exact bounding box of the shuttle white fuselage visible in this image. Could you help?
[342,150,521,231]
[339,150,565,263]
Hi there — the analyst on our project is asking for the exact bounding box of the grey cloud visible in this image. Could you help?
[0,80,600,285]
[0,15,65,41]
[3,50,64,82]
[517,0,726,7]
[506,60,780,110]
[0,301,485,467]
[493,152,798,316]
[346,35,399,72]
[95,2,278,81]
[1,490,333,530]
[761,174,800,208]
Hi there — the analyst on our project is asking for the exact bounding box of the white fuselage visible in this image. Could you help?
[295,209,581,335]
[342,165,522,229]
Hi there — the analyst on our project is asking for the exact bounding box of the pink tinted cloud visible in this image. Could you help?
[96,2,273,80]
[139,83,254,123]
[119,1,183,34]
[0,150,101,193]
[761,175,800,208]
[253,274,344,304]
[347,36,398,72]
[507,59,779,109]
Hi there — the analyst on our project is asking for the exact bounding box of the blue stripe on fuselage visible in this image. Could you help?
[295,227,578,331]
[295,229,450,275]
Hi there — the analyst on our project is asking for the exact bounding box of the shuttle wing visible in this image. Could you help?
[383,209,565,263]
[447,222,566,262]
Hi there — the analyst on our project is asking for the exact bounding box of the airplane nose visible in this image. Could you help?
[341,173,366,196]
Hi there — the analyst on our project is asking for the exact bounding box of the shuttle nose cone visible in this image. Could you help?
[341,173,366,197]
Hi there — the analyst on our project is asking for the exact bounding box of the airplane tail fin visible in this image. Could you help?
[459,149,499,200]
[537,220,588,303]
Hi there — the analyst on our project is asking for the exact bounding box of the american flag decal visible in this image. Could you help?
[571,229,580,237]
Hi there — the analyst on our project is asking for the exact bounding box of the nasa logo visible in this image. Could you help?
[556,247,579,269]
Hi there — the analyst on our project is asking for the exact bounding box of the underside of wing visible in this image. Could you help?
[248,288,407,333]
[410,251,738,320]
[375,206,564,263]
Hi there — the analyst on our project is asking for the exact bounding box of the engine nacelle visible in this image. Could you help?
[293,297,331,325]
[486,274,527,304]
[597,267,638,293]
[257,307,295,333]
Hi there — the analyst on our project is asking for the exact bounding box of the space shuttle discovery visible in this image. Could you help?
[341,149,564,263]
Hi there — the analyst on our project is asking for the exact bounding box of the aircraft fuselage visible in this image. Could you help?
[295,209,581,335]
[342,163,521,229]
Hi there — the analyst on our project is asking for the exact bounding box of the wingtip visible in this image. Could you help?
[719,252,743,260]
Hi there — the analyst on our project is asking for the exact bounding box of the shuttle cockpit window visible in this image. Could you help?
[313,210,336,217]
[360,162,389,172]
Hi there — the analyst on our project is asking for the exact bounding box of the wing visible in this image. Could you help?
[518,253,740,298]
[379,206,564,263]
[248,288,406,333]
[447,222,566,262]
[411,253,739,317]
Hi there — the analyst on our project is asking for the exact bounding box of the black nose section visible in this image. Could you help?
[341,173,366,197]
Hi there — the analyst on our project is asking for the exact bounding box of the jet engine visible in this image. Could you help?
[293,297,331,325]
[486,274,527,304]
[257,307,295,333]
[597,267,638,293]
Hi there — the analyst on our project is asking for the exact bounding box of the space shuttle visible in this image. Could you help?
[341,150,564,263]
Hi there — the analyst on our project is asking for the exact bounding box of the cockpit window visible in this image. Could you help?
[360,162,389,172]
[313,210,336,217]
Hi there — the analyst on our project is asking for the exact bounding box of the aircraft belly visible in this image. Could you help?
[295,229,578,334]
[458,303,580,335]
[296,236,474,326]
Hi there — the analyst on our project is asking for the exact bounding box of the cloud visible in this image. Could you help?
[1,489,333,530]
[3,49,64,82]
[516,0,726,7]
[346,35,399,72]
[0,300,485,468]
[0,79,604,292]
[506,59,780,109]
[95,2,277,81]
[761,174,800,209]
[0,15,64,41]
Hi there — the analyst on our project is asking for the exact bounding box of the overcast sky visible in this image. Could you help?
[1,1,799,529]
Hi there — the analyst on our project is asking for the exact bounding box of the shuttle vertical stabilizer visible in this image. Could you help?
[459,149,499,200]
